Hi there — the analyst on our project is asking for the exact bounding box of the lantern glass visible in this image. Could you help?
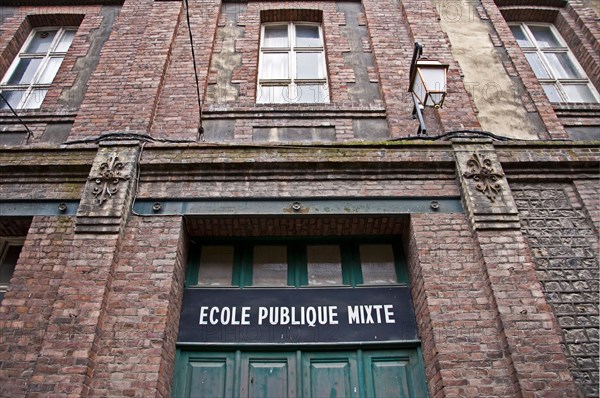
[411,61,448,107]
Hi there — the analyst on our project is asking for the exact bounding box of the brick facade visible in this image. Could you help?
[0,0,598,397]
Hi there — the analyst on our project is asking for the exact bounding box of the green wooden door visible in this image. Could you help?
[172,348,427,398]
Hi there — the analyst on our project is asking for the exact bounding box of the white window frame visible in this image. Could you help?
[510,22,599,103]
[257,22,329,104]
[0,27,77,110]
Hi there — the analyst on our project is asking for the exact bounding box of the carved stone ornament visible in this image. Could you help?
[462,153,505,202]
[88,155,130,206]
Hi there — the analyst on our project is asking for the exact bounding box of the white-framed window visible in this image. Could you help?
[257,22,329,104]
[510,23,599,103]
[0,239,24,302]
[0,27,76,110]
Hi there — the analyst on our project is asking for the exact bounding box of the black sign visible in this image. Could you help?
[177,286,418,345]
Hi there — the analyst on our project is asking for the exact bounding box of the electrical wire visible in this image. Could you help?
[183,0,205,141]
[0,92,34,140]
[63,132,195,145]
[388,130,518,142]
[62,129,522,147]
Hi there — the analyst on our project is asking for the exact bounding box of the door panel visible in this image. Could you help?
[363,350,427,398]
[173,352,235,398]
[188,361,230,398]
[302,353,359,398]
[240,352,296,398]
[173,349,427,398]
[366,357,411,397]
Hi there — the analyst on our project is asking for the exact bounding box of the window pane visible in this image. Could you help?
[510,25,531,47]
[25,30,58,53]
[0,90,25,109]
[56,30,76,52]
[562,84,597,103]
[297,84,329,103]
[0,245,22,284]
[22,89,48,109]
[253,246,288,286]
[307,245,342,286]
[257,85,287,103]
[7,58,43,85]
[296,25,321,47]
[541,84,562,102]
[360,245,397,285]
[198,245,234,286]
[524,53,550,78]
[261,53,289,79]
[419,68,447,106]
[38,57,64,84]
[544,52,582,79]
[528,25,561,48]
[24,89,46,108]
[264,25,288,47]
[296,52,324,79]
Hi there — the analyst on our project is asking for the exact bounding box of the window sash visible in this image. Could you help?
[0,27,76,110]
[511,23,599,103]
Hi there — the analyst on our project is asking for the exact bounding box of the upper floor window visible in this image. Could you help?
[510,23,599,103]
[257,22,329,104]
[0,27,76,110]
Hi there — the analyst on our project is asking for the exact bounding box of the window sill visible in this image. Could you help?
[203,102,387,119]
[553,102,600,118]
[0,108,76,122]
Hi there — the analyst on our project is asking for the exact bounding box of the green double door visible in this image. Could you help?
[172,348,427,398]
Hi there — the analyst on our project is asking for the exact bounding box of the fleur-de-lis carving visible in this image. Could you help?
[88,155,130,206]
[462,153,505,202]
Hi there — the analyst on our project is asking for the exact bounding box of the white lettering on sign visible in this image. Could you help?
[347,304,395,324]
[258,306,338,327]
[198,304,393,326]
[199,306,251,325]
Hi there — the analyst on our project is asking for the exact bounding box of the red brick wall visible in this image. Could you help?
[408,213,517,397]
[70,0,182,139]
[89,216,187,398]
[475,228,581,396]
[397,0,481,133]
[0,216,74,398]
[151,0,221,140]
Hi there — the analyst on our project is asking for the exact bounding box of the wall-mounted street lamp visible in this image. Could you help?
[408,43,449,135]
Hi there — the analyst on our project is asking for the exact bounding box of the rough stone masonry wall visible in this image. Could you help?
[513,183,600,397]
